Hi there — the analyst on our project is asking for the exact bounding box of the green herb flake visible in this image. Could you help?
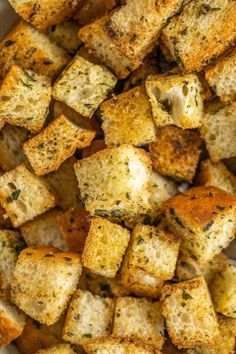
[82,333,92,338]
[182,84,188,96]
[137,236,144,245]
[203,220,214,232]
[38,143,44,149]
[20,79,33,89]
[182,290,193,300]
[7,189,21,203]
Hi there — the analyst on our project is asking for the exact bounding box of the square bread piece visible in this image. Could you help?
[149,126,202,182]
[161,276,220,349]
[200,102,236,161]
[145,73,203,129]
[161,0,236,73]
[113,296,165,349]
[35,343,77,354]
[0,65,51,133]
[23,115,95,176]
[74,145,153,218]
[82,216,130,277]
[0,298,26,349]
[0,164,56,227]
[11,247,82,325]
[211,264,236,318]
[205,48,236,103]
[100,85,157,147]
[8,0,82,31]
[164,186,236,264]
[63,289,114,345]
[52,55,117,118]
[0,21,69,81]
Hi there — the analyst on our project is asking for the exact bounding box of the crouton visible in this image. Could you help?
[74,0,116,25]
[82,140,106,158]
[44,157,81,211]
[100,85,157,147]
[0,164,56,227]
[145,73,203,129]
[161,0,236,73]
[82,216,130,277]
[0,230,25,299]
[161,276,220,349]
[63,289,114,345]
[0,65,51,132]
[0,298,26,349]
[0,125,28,172]
[205,48,236,103]
[164,186,236,264]
[149,126,201,182]
[84,336,158,354]
[11,247,82,325]
[52,55,117,118]
[196,159,236,195]
[0,21,69,80]
[23,115,95,176]
[36,343,77,354]
[113,296,165,349]
[20,209,68,251]
[200,103,236,161]
[120,224,180,297]
[8,0,83,32]
[211,264,236,318]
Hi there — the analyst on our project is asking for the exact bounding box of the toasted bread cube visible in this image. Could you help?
[205,48,236,103]
[200,103,236,161]
[36,343,77,354]
[74,145,153,218]
[44,157,81,211]
[211,264,236,318]
[74,0,116,25]
[82,140,106,158]
[161,0,236,73]
[164,186,236,264]
[197,159,236,195]
[20,209,68,251]
[101,86,157,147]
[8,0,82,32]
[82,216,130,277]
[0,21,69,80]
[23,115,95,176]
[0,164,56,227]
[149,126,201,182]
[52,55,117,118]
[113,296,165,349]
[0,298,26,349]
[84,336,158,354]
[145,73,203,129]
[120,224,180,297]
[0,230,25,299]
[161,277,220,348]
[58,207,91,253]
[0,65,51,132]
[63,289,114,344]
[11,247,82,325]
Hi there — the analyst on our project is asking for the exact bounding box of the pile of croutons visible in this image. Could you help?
[0,0,235,353]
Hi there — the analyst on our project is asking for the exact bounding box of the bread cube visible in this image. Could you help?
[101,85,157,147]
[113,296,165,349]
[211,264,236,318]
[0,65,51,132]
[11,247,82,325]
[0,164,56,227]
[164,186,236,264]
[161,0,236,73]
[0,230,25,299]
[23,115,95,176]
[0,298,26,349]
[149,126,201,182]
[8,0,82,31]
[63,289,114,345]
[84,336,158,354]
[197,159,236,195]
[74,0,116,25]
[0,21,69,80]
[36,343,77,354]
[205,48,236,103]
[82,216,130,277]
[145,73,203,129]
[52,55,117,118]
[161,276,220,348]
[200,103,236,161]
